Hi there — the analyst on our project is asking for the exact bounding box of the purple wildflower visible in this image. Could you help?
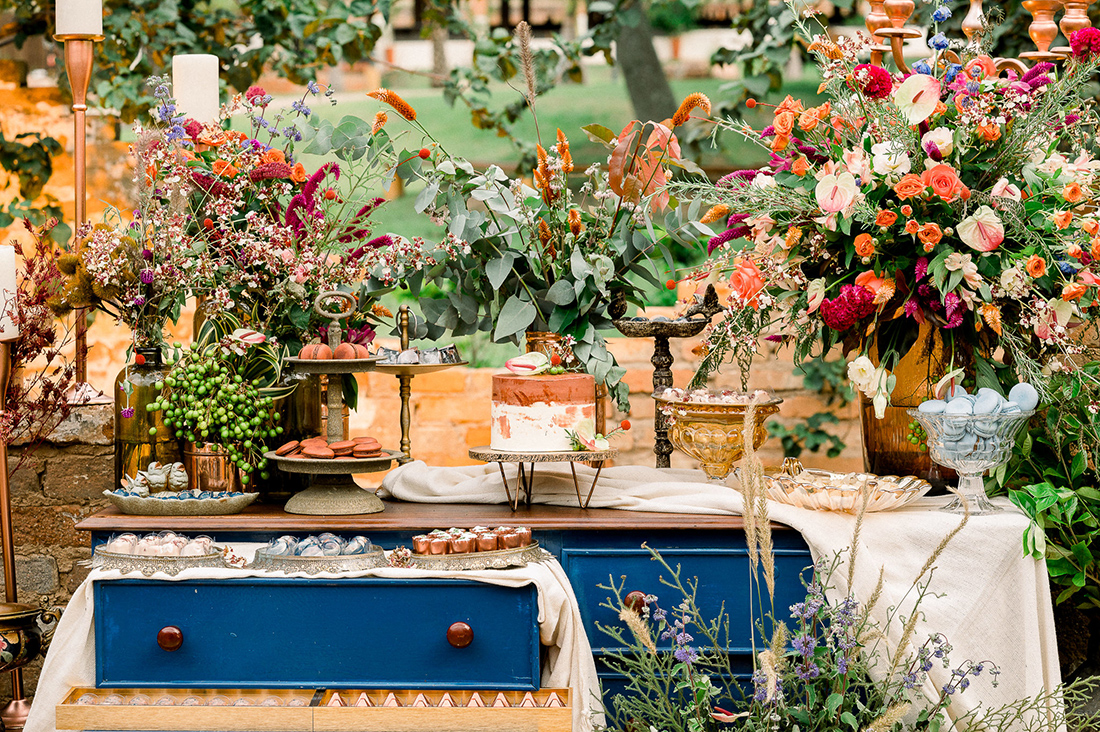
[139,269,154,284]
[121,407,135,419]
[141,249,153,260]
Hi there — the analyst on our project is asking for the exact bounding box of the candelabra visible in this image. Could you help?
[868,0,1095,73]
[0,338,22,729]
[56,32,109,406]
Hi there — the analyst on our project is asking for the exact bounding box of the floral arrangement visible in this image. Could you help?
[677,7,1100,414]
[363,23,708,411]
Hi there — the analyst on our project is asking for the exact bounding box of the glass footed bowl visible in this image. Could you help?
[907,408,1035,515]
[653,391,782,482]
[765,467,932,513]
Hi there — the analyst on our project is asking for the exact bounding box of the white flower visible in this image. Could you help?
[944,252,982,288]
[815,171,859,213]
[957,205,1004,252]
[892,74,941,124]
[1000,267,1028,296]
[847,355,876,391]
[870,141,911,178]
[921,127,955,159]
[991,177,1022,207]
[869,366,894,420]
[806,278,827,313]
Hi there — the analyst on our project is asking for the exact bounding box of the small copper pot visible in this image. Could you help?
[183,442,244,493]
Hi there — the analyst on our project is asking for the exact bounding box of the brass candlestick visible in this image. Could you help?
[1020,0,1066,63]
[57,33,109,406]
[1053,1,1093,55]
[0,339,27,730]
[866,0,892,65]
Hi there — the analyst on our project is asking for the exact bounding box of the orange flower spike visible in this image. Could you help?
[371,111,388,135]
[671,93,712,127]
[785,226,803,249]
[1026,255,1047,278]
[538,218,552,245]
[366,88,417,121]
[700,204,730,224]
[980,303,1003,335]
[567,208,584,236]
[556,129,573,173]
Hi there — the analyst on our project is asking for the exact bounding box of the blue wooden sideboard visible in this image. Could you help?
[77,502,812,699]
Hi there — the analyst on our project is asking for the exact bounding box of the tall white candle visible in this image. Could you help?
[56,0,103,36]
[172,54,221,126]
[0,246,19,342]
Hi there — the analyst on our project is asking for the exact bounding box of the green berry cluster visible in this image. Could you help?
[906,420,929,452]
[148,346,282,484]
[547,365,567,375]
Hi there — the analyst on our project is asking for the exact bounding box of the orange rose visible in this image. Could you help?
[178,149,197,162]
[893,174,927,200]
[1084,219,1100,235]
[197,129,230,147]
[933,101,948,119]
[875,210,898,228]
[770,134,790,153]
[976,121,1001,142]
[227,130,249,143]
[798,103,830,131]
[965,55,998,80]
[1026,255,1047,278]
[1063,282,1088,301]
[729,258,766,309]
[1068,244,1084,259]
[905,219,920,234]
[773,110,796,136]
[1054,210,1074,230]
[922,164,969,203]
[854,233,875,258]
[855,269,889,296]
[290,162,308,184]
[918,222,943,246]
[1063,182,1085,204]
[212,159,239,178]
[775,95,804,116]
[1092,239,1100,261]
[791,156,810,177]
[901,205,913,216]
[262,149,287,165]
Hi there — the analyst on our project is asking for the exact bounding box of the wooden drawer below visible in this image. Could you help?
[95,578,539,690]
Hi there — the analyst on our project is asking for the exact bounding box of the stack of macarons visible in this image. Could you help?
[273,436,384,460]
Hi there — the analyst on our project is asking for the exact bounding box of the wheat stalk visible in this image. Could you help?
[864,703,911,732]
[846,478,874,593]
[514,21,537,109]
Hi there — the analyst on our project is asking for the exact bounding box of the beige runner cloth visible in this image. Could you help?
[381,461,1063,727]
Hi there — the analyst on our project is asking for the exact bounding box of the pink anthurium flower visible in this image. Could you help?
[893,74,941,124]
[957,205,1005,252]
[230,328,266,345]
[504,352,550,375]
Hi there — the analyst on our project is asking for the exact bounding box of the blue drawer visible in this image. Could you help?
[95,578,539,690]
[561,540,811,655]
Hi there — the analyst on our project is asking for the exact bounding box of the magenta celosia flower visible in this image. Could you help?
[914,256,929,282]
[182,119,202,139]
[245,86,268,105]
[717,170,758,188]
[854,64,893,100]
[819,284,876,331]
[1071,27,1100,59]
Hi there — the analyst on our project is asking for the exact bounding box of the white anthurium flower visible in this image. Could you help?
[815,171,859,213]
[991,177,1023,207]
[505,352,550,375]
[957,205,1005,252]
[892,74,941,124]
[921,127,955,159]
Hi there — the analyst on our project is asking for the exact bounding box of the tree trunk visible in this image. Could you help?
[430,26,448,88]
[615,7,676,123]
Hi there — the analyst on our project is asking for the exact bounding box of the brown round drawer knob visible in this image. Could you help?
[157,626,183,652]
[446,622,473,648]
[624,591,647,612]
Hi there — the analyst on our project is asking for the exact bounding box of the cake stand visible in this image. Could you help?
[467,447,618,510]
[612,285,725,469]
[264,291,401,515]
[372,305,468,464]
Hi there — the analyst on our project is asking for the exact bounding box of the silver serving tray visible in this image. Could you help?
[249,546,388,575]
[86,545,227,576]
[286,356,381,374]
[408,542,549,570]
[104,491,259,516]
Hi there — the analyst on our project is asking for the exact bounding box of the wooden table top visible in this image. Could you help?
[75,500,772,533]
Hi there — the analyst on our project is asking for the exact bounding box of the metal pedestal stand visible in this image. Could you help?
[468,447,618,510]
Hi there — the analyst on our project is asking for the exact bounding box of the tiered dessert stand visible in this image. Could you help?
[374,305,467,464]
[263,292,402,515]
[467,447,619,511]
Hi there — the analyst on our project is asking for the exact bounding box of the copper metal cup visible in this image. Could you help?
[515,527,533,547]
[429,538,449,555]
[412,536,431,554]
[476,534,498,552]
[500,532,522,549]
[449,536,475,554]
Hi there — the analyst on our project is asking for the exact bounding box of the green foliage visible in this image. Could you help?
[0,130,68,243]
[993,364,1100,610]
[763,357,852,459]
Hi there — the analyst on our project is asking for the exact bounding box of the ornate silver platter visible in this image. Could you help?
[407,542,550,571]
[103,491,259,516]
[765,468,932,513]
[249,546,388,575]
[372,361,470,376]
[85,545,227,576]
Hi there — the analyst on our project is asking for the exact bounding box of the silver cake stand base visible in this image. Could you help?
[264,450,402,515]
[468,446,618,510]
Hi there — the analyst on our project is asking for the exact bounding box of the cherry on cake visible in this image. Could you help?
[491,373,596,452]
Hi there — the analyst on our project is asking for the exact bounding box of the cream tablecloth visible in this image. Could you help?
[24,544,602,732]
[381,461,1063,728]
